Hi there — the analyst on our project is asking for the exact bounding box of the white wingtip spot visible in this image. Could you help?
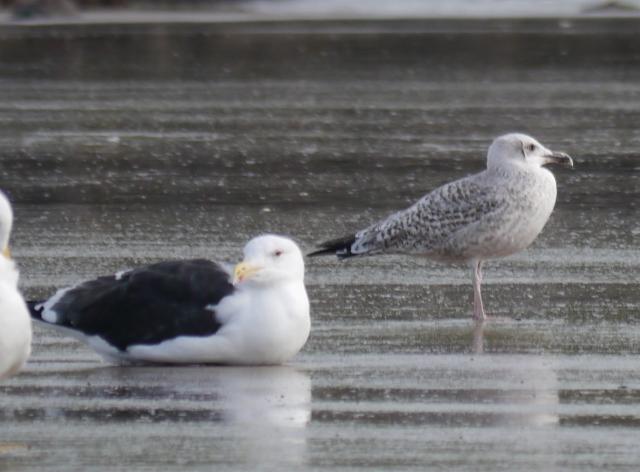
[42,308,58,324]
[115,270,130,281]
[39,285,75,324]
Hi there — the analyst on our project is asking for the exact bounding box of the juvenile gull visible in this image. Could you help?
[0,190,32,380]
[309,133,573,321]
[30,235,310,365]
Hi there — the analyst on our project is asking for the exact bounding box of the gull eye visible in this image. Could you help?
[526,143,536,152]
[274,249,283,257]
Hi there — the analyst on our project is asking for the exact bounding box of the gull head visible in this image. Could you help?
[487,133,573,172]
[0,190,13,260]
[233,234,305,286]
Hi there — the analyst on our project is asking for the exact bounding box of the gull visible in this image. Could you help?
[309,133,573,321]
[0,191,31,380]
[30,234,310,365]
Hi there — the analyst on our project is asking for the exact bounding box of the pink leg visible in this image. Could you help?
[472,260,486,322]
[472,320,485,353]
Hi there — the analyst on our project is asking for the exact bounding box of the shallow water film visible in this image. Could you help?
[0,18,639,471]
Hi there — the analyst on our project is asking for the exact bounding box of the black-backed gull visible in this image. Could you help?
[30,235,310,365]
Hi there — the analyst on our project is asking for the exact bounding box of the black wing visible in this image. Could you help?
[30,259,235,351]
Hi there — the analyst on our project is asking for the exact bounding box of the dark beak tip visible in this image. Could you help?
[562,153,574,168]
[549,151,574,168]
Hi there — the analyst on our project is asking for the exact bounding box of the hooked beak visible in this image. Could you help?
[543,150,573,168]
[2,246,10,259]
[233,261,262,285]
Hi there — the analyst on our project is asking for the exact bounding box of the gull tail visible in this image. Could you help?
[307,234,357,259]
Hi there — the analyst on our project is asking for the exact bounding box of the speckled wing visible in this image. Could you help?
[350,174,506,259]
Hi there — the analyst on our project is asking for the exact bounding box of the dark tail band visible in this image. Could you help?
[307,234,357,258]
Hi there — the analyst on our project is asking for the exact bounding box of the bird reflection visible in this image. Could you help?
[214,366,311,427]
[102,365,312,465]
[94,365,311,415]
[468,321,559,428]
[204,366,312,466]
[5,365,311,467]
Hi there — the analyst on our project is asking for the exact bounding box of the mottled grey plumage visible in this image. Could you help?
[352,166,550,262]
[310,133,573,320]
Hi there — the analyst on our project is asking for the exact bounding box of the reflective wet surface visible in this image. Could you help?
[0,19,639,471]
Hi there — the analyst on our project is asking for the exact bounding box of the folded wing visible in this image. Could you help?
[30,259,235,351]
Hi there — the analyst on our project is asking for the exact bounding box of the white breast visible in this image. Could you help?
[217,282,311,364]
[126,281,310,365]
[0,259,32,379]
[456,167,559,261]
[510,167,558,251]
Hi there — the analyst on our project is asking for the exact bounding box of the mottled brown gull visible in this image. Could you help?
[309,133,573,321]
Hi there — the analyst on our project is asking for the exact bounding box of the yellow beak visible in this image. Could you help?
[233,262,261,284]
[2,246,10,259]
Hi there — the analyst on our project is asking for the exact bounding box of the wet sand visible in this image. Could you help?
[0,18,639,471]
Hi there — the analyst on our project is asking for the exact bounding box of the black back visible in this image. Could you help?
[29,259,235,351]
